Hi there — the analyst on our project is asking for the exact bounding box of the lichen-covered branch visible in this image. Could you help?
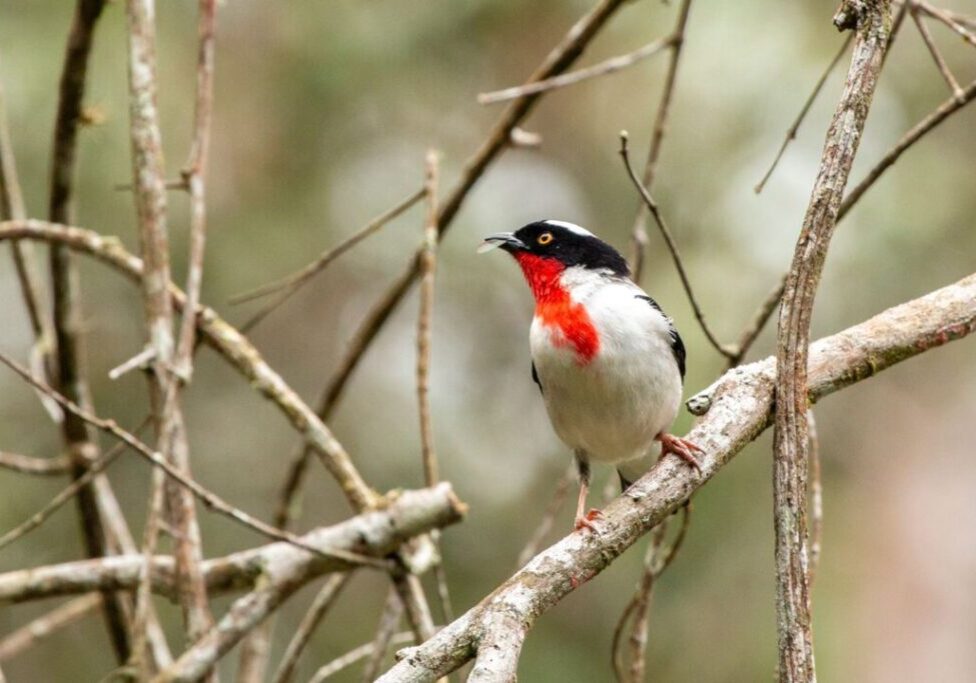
[0,483,465,606]
[377,272,976,682]
[773,3,889,680]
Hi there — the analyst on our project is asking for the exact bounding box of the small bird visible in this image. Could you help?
[480,220,702,531]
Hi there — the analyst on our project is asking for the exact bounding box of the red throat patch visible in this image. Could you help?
[514,252,599,363]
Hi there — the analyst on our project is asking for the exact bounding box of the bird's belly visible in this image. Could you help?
[532,329,680,464]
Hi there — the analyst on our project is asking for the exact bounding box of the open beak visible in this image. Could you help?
[477,232,527,254]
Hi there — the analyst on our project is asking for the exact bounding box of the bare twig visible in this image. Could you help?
[838,77,976,219]
[754,34,853,194]
[269,574,353,683]
[230,188,427,310]
[361,587,405,682]
[0,451,71,475]
[916,0,976,47]
[0,594,102,661]
[611,504,690,683]
[0,66,49,345]
[515,465,574,568]
[478,34,676,104]
[173,0,217,382]
[773,3,890,680]
[418,150,440,487]
[0,350,387,569]
[0,420,149,550]
[378,272,976,682]
[628,0,693,282]
[725,275,786,368]
[619,131,734,359]
[47,0,130,663]
[310,633,417,682]
[911,5,964,99]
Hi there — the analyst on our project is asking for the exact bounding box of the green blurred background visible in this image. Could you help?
[2,0,975,680]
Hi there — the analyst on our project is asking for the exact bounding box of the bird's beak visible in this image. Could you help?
[477,232,527,254]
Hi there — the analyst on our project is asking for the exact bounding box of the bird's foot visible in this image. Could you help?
[574,508,603,532]
[658,433,704,473]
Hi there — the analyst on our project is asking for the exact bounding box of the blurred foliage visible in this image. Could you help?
[1,0,976,681]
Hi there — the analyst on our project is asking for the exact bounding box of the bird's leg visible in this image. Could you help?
[574,451,602,532]
[656,432,704,473]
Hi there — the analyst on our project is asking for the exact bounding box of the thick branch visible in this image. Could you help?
[0,483,465,605]
[774,3,889,680]
[377,272,976,682]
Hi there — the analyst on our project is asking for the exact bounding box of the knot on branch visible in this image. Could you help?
[832,0,889,32]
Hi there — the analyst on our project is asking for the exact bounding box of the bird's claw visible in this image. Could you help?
[658,433,704,473]
[574,508,603,532]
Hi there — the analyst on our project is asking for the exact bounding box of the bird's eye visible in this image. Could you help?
[538,232,554,245]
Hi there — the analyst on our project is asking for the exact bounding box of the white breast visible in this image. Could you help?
[530,268,682,468]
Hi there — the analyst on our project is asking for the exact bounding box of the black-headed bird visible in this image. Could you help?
[480,220,702,531]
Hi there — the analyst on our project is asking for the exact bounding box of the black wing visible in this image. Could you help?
[636,295,685,380]
[531,361,543,394]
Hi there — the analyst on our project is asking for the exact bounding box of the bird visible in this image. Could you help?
[479,219,702,531]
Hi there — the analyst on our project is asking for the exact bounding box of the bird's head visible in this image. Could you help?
[479,220,629,299]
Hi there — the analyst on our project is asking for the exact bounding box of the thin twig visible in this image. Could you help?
[839,76,976,219]
[230,186,424,307]
[916,0,976,47]
[232,187,425,338]
[515,465,574,568]
[310,633,417,682]
[619,131,734,359]
[0,350,389,570]
[754,34,853,194]
[0,65,49,345]
[418,150,440,487]
[173,0,217,382]
[0,420,149,550]
[269,574,353,683]
[0,594,102,662]
[628,0,693,282]
[0,452,71,475]
[478,34,676,104]
[611,505,690,682]
[725,275,786,369]
[361,587,405,682]
[911,5,965,99]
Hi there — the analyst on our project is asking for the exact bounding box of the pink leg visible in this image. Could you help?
[573,481,604,532]
[657,432,705,472]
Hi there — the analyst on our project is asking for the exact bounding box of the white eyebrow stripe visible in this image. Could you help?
[542,219,593,237]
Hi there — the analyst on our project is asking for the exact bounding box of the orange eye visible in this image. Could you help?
[538,232,553,245]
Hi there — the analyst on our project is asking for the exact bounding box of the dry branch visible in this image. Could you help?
[478,34,676,104]
[628,0,693,282]
[0,483,464,605]
[47,0,132,663]
[620,131,733,359]
[377,272,976,681]
[773,3,889,679]
[0,452,70,475]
